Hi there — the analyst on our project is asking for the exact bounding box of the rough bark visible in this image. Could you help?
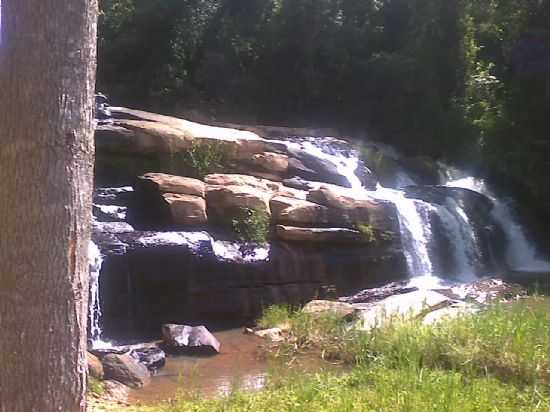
[0,1,98,411]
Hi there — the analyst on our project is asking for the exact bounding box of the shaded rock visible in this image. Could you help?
[129,346,166,371]
[302,300,356,320]
[162,193,207,226]
[276,225,365,243]
[87,352,104,380]
[339,281,418,304]
[400,156,441,186]
[287,146,351,188]
[162,324,221,353]
[140,173,205,198]
[283,177,318,191]
[102,354,151,388]
[404,186,492,212]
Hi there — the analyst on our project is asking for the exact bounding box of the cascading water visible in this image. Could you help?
[286,138,440,283]
[432,199,478,281]
[88,241,109,348]
[446,177,550,272]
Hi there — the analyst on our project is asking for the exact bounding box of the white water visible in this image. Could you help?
[88,241,112,349]
[433,199,478,281]
[447,177,550,272]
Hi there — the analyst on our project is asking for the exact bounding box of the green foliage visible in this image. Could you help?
[178,141,228,178]
[231,207,270,243]
[98,0,550,210]
[87,377,106,397]
[257,304,292,329]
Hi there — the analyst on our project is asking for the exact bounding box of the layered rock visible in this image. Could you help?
[96,107,377,189]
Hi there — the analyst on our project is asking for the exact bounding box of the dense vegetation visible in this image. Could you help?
[120,299,550,411]
[97,1,550,209]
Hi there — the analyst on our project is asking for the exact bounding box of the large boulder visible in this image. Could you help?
[129,346,166,371]
[287,146,351,188]
[270,196,327,225]
[140,172,205,197]
[302,300,356,320]
[250,152,289,173]
[102,354,151,388]
[162,324,221,353]
[206,185,272,218]
[355,290,453,331]
[276,225,365,243]
[87,352,104,380]
[162,193,207,226]
[204,173,281,193]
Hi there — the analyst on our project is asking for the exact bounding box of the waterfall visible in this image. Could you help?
[288,138,440,282]
[368,187,436,277]
[433,199,478,281]
[88,241,109,348]
[447,177,550,272]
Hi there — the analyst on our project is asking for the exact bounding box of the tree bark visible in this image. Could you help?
[0,1,98,411]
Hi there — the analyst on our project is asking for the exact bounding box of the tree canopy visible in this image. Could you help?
[97,0,550,208]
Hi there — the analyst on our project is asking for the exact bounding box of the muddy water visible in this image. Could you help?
[128,329,343,405]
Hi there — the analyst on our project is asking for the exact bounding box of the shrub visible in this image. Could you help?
[231,207,270,243]
[177,141,229,178]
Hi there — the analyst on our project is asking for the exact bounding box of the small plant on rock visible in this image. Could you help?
[179,141,229,178]
[231,207,270,243]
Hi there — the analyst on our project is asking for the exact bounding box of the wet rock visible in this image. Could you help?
[102,354,151,388]
[96,230,408,341]
[404,186,492,212]
[287,147,351,188]
[302,300,356,320]
[162,324,221,353]
[162,193,208,226]
[87,352,104,380]
[130,346,166,371]
[448,278,527,304]
[340,281,418,304]
[276,225,365,243]
[140,173,206,198]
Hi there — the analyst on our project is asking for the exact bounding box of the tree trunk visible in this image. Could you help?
[0,1,98,411]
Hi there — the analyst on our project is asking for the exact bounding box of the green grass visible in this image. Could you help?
[116,298,550,411]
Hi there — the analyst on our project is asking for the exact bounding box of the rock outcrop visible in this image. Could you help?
[162,324,221,353]
[102,354,151,388]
